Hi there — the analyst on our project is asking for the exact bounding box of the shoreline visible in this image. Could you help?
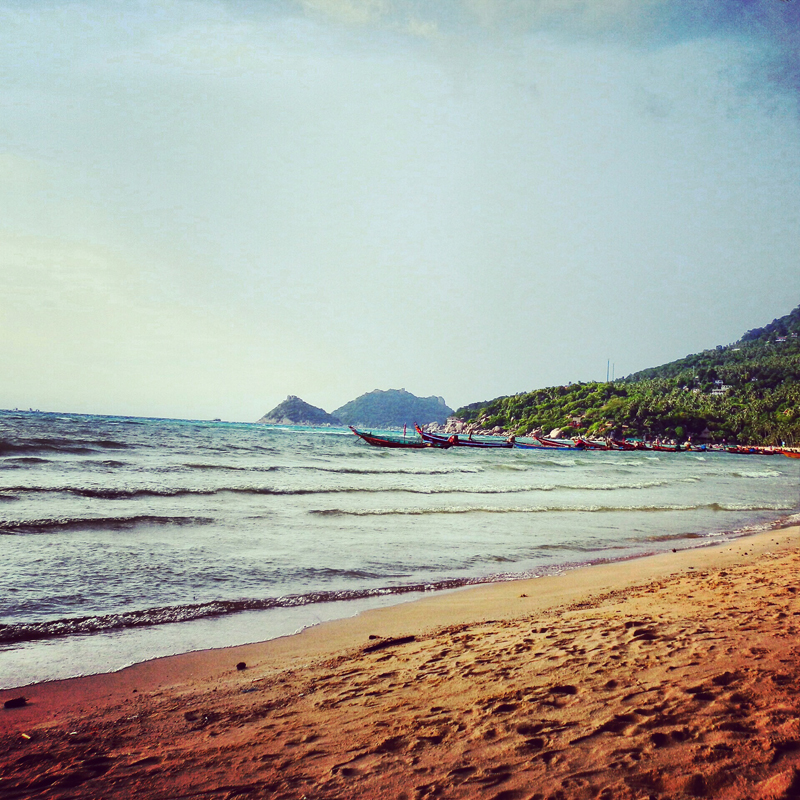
[3,524,798,698]
[2,514,797,692]
[3,526,800,798]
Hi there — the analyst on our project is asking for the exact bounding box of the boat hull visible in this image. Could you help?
[534,436,577,449]
[350,427,430,449]
[415,425,513,449]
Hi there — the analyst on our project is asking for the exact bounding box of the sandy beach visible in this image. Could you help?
[2,526,799,799]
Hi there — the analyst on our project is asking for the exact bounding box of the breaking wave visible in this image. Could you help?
[0,515,215,535]
[311,502,795,517]
[0,580,482,645]
[0,437,131,456]
[0,478,681,500]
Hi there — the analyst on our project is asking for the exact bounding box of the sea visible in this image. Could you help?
[2,410,799,689]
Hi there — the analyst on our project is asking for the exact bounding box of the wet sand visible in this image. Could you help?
[2,526,800,799]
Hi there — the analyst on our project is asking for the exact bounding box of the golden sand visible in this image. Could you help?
[2,527,799,799]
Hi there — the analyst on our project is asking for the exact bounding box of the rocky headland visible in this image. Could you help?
[256,396,341,426]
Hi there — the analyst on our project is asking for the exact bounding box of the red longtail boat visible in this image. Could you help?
[574,437,609,451]
[350,426,437,449]
[608,439,637,451]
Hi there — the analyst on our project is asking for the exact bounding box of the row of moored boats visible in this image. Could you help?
[349,425,799,457]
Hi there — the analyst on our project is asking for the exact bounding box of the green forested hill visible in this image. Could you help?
[334,389,452,429]
[456,305,800,445]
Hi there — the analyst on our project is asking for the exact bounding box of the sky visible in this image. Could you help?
[2,0,800,421]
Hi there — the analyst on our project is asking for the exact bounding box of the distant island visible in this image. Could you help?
[256,389,453,429]
[333,389,452,429]
[257,396,341,426]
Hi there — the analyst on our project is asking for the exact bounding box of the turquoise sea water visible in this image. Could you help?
[1,410,798,688]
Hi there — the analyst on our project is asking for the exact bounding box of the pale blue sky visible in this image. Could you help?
[2,0,799,420]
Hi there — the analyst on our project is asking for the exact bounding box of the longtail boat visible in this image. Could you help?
[783,450,800,459]
[350,426,437,449]
[534,435,577,449]
[608,439,637,451]
[574,437,609,451]
[725,445,781,455]
[415,425,513,449]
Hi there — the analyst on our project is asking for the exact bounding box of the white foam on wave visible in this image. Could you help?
[0,593,428,690]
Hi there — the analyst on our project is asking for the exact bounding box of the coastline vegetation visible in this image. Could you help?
[456,305,800,445]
